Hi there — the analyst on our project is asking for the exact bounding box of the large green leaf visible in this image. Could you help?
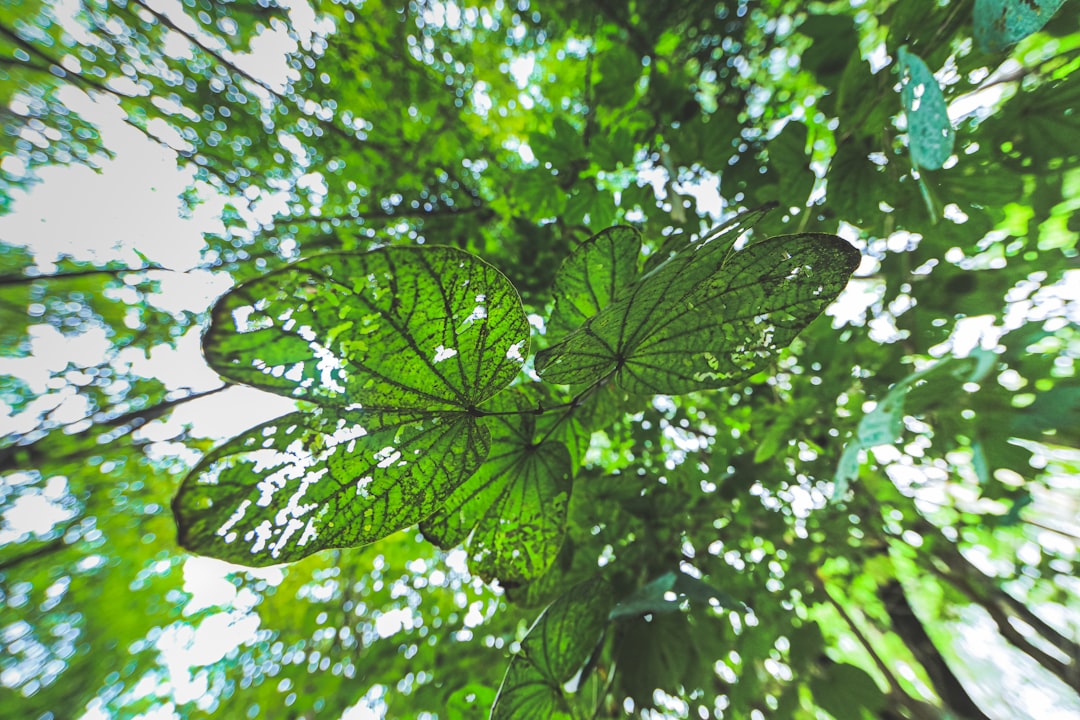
[492,577,613,720]
[173,407,490,566]
[899,47,954,171]
[203,246,529,411]
[535,216,860,394]
[974,0,1068,53]
[175,246,530,565]
[420,391,573,583]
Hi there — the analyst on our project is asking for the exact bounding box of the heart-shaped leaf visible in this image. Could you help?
[174,246,530,566]
[421,390,573,583]
[974,0,1067,53]
[492,577,612,720]
[899,47,954,171]
[536,220,860,394]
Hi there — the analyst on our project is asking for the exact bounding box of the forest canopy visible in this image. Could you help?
[1,1,1079,719]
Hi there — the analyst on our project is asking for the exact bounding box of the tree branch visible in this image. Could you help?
[0,536,67,573]
[0,264,168,288]
[879,579,994,720]
[0,385,230,472]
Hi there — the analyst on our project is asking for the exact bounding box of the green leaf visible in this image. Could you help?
[546,225,642,341]
[446,684,498,720]
[810,662,885,719]
[609,571,745,619]
[536,213,860,395]
[769,121,816,208]
[492,577,613,720]
[421,392,573,583]
[176,246,530,565]
[173,407,490,566]
[203,246,529,411]
[974,0,1067,53]
[899,47,954,171]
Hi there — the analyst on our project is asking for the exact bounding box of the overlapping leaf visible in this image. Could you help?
[492,577,613,720]
[545,225,642,341]
[173,408,489,566]
[536,212,860,394]
[174,247,530,566]
[421,389,573,583]
[974,0,1067,53]
[899,47,954,171]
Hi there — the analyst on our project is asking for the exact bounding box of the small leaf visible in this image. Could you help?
[974,0,1067,53]
[536,213,860,395]
[899,47,954,171]
[546,225,642,340]
[492,577,613,720]
[421,390,573,583]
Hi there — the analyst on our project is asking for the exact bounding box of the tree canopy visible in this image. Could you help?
[1,1,1079,719]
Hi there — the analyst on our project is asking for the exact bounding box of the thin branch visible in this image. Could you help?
[0,385,230,472]
[0,537,67,573]
[879,579,994,720]
[268,200,485,230]
[815,575,902,695]
[0,264,168,288]
[129,0,371,151]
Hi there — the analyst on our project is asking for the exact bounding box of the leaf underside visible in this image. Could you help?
[536,217,860,394]
[492,578,613,720]
[174,246,529,566]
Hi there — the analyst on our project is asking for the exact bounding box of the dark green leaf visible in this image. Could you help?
[609,570,745,619]
[810,662,886,719]
[492,577,612,719]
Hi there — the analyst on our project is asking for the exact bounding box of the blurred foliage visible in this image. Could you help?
[0,1,1078,719]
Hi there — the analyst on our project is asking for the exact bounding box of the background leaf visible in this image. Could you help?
[974,0,1068,53]
[899,47,955,171]
[537,227,860,394]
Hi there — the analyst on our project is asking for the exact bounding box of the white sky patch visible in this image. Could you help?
[433,345,458,363]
